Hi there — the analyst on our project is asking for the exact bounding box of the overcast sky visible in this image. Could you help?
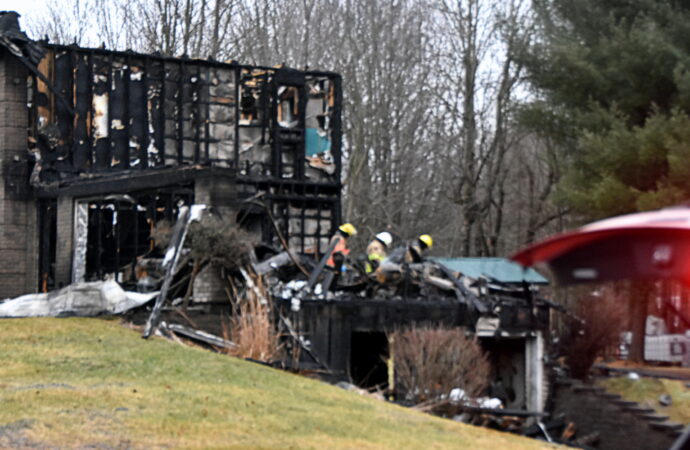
[1,0,46,28]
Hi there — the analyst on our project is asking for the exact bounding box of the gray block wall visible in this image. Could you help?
[192,265,227,303]
[0,49,38,297]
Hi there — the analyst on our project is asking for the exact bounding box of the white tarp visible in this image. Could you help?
[0,280,157,318]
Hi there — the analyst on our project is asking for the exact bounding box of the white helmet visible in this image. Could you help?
[375,231,393,248]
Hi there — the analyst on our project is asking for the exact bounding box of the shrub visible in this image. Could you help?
[186,215,255,272]
[559,287,626,379]
[389,326,491,404]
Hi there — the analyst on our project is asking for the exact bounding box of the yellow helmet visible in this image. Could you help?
[338,223,357,237]
[418,234,433,249]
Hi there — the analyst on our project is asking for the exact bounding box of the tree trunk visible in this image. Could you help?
[628,280,650,363]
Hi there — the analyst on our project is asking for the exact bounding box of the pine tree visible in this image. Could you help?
[522,0,690,362]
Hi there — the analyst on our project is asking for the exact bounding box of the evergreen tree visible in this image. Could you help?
[522,0,690,363]
[524,0,690,217]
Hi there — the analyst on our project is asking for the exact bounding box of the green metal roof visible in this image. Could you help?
[432,257,548,284]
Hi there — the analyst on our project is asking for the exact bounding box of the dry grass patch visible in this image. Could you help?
[224,270,282,362]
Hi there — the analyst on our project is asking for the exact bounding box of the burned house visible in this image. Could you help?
[0,12,550,417]
[0,12,342,296]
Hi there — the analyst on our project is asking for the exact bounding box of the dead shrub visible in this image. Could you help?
[182,214,256,307]
[186,215,255,272]
[559,287,626,379]
[223,270,282,362]
[389,326,491,404]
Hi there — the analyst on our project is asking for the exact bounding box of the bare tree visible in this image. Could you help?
[21,0,559,257]
[225,0,445,244]
[434,0,534,256]
[334,0,443,244]
[26,0,132,49]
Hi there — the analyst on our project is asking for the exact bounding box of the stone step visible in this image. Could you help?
[639,412,669,422]
[611,399,638,408]
[650,421,685,434]
[626,404,656,415]
[598,392,622,401]
[573,384,605,394]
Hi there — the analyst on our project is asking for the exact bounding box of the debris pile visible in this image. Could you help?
[257,241,553,340]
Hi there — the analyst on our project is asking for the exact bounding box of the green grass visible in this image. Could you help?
[0,318,555,449]
[598,376,690,424]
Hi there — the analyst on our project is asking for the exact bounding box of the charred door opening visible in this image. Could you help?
[76,187,193,286]
[84,198,149,282]
[38,199,57,292]
[350,331,389,388]
[480,338,526,409]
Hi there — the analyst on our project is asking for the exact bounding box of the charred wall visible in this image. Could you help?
[30,44,342,186]
[280,297,472,377]
[278,294,550,409]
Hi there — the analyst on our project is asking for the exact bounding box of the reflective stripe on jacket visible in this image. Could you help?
[326,236,349,267]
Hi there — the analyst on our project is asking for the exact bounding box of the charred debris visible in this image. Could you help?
[0,11,577,443]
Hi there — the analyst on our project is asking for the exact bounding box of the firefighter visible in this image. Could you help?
[326,223,357,268]
[375,234,433,286]
[365,231,393,273]
[408,234,433,263]
[384,234,433,265]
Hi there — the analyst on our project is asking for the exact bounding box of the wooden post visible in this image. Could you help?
[628,280,651,363]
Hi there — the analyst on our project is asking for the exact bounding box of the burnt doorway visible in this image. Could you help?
[74,187,193,286]
[350,331,389,389]
[480,338,526,409]
[38,199,57,291]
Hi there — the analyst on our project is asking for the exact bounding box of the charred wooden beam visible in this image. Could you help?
[35,166,233,198]
[73,52,91,169]
[110,57,128,170]
[330,75,343,186]
[129,57,147,169]
[167,323,236,350]
[143,206,191,338]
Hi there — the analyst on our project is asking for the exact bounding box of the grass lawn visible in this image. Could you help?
[598,376,690,424]
[0,317,555,449]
